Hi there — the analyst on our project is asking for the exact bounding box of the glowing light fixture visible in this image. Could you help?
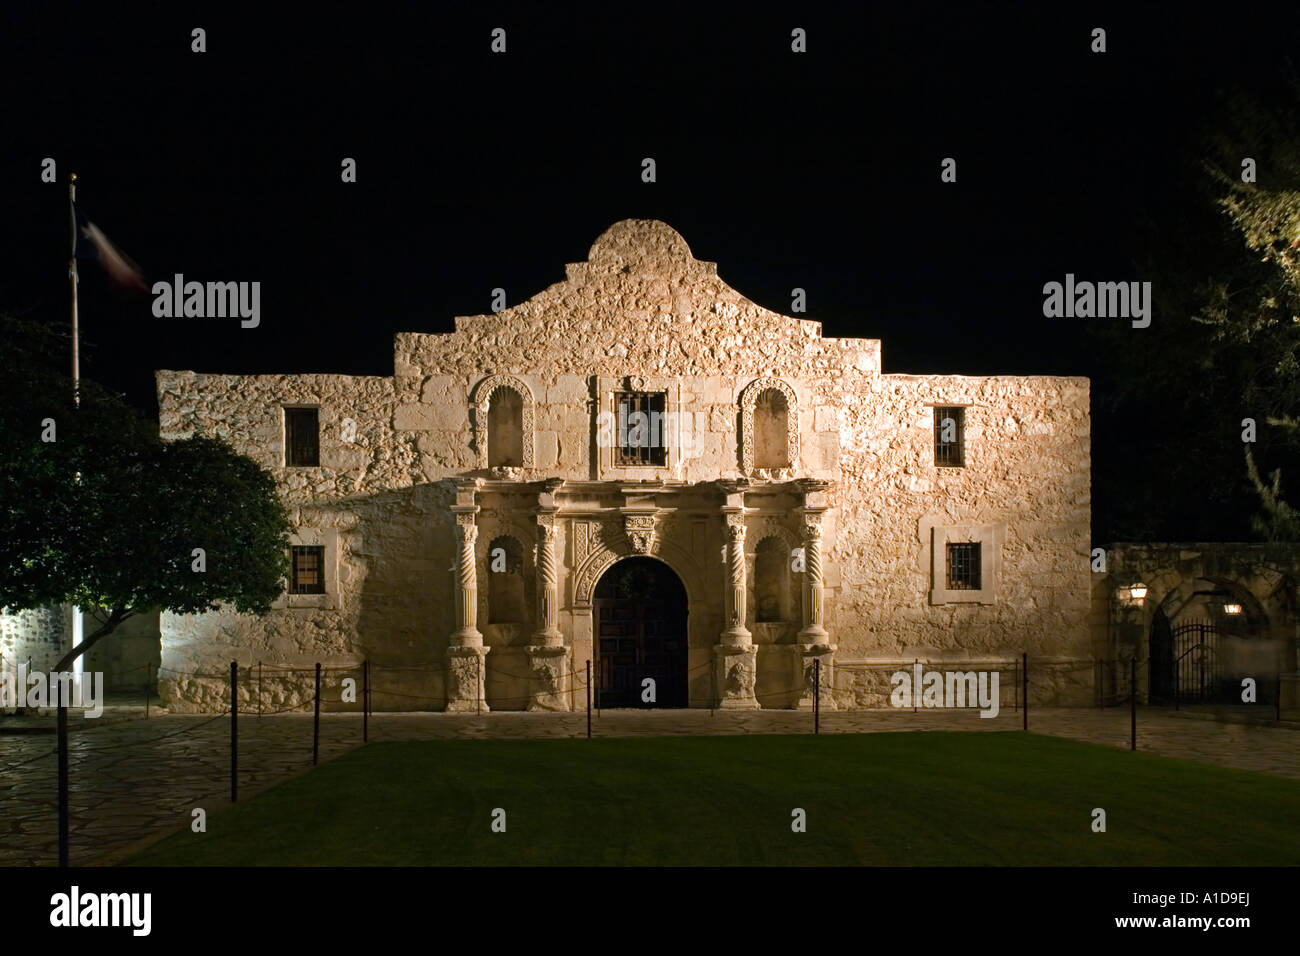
[1117,583,1148,607]
[1224,603,1242,616]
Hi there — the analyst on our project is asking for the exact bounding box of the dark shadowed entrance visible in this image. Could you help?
[594,557,688,708]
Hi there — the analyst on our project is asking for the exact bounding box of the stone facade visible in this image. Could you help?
[153,219,1094,711]
[0,605,72,676]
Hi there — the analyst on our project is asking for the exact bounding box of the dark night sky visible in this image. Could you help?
[3,3,1298,515]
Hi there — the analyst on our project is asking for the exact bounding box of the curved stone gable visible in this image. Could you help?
[396,219,856,382]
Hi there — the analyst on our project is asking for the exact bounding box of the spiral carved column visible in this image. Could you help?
[714,502,758,709]
[796,505,835,711]
[447,495,489,712]
[526,510,569,711]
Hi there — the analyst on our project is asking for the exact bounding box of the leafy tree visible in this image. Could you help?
[1195,72,1300,540]
[0,313,292,670]
[1087,69,1300,542]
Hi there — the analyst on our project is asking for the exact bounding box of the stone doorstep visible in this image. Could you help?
[1167,710,1300,732]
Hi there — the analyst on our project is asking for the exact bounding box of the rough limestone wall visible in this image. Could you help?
[154,371,454,711]
[83,608,161,691]
[0,605,72,678]
[827,373,1093,707]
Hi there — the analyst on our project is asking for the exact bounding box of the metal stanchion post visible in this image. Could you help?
[230,661,238,802]
[313,662,321,765]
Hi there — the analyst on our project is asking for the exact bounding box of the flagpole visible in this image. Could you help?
[69,172,79,408]
[68,173,83,678]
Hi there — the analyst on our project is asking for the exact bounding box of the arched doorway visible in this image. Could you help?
[593,557,688,708]
[1147,579,1270,705]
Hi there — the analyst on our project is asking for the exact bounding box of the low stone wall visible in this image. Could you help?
[833,657,1095,710]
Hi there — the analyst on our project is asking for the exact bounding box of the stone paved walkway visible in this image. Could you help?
[1,706,1297,867]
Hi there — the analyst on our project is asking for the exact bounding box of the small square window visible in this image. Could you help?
[290,545,325,595]
[285,407,320,467]
[614,392,668,467]
[934,406,965,467]
[946,542,981,590]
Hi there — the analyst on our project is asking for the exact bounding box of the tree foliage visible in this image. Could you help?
[1086,68,1300,542]
[0,313,292,667]
[1195,71,1300,540]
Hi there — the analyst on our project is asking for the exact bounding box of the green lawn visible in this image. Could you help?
[125,732,1300,866]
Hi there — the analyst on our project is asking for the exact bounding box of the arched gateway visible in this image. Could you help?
[593,557,688,708]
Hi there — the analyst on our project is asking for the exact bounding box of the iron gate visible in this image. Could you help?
[1171,618,1222,704]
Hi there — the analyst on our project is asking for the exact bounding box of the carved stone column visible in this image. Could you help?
[795,481,835,710]
[714,484,758,709]
[447,479,488,712]
[720,510,751,646]
[526,485,570,710]
[797,511,828,644]
[531,514,562,646]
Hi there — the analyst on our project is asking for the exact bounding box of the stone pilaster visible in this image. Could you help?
[720,510,752,646]
[796,481,834,709]
[525,485,570,710]
[450,511,482,647]
[714,483,758,708]
[447,478,487,712]
[525,645,570,712]
[797,511,828,644]
[796,642,836,711]
[446,645,490,713]
[530,511,562,646]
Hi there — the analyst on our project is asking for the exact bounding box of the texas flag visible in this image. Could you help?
[73,203,147,290]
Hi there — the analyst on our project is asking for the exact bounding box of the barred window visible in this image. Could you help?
[934,406,965,467]
[615,392,668,466]
[290,545,325,595]
[946,542,981,591]
[285,407,320,467]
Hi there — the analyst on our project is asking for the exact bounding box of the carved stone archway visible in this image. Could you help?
[573,528,703,610]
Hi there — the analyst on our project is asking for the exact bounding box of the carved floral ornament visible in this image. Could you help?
[471,374,535,470]
[739,377,799,479]
[624,513,657,553]
[454,511,479,542]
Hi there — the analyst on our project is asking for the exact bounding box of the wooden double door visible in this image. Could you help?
[594,557,688,708]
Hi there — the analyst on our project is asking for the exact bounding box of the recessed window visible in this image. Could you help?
[285,407,320,467]
[290,545,325,595]
[934,406,965,467]
[753,388,791,470]
[488,535,525,624]
[615,392,668,467]
[487,387,524,468]
[755,536,788,622]
[946,542,981,591]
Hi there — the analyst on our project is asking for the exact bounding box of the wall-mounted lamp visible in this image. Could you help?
[1117,583,1148,607]
[1223,603,1242,616]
